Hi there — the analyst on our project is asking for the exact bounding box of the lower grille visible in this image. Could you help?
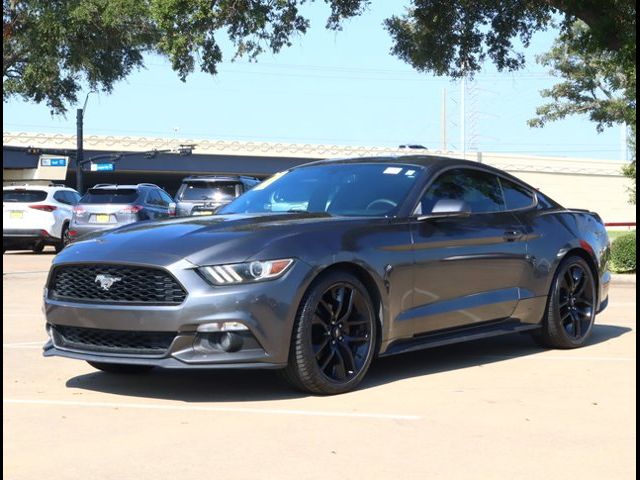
[53,325,176,355]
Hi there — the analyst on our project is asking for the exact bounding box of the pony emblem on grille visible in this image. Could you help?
[95,274,122,291]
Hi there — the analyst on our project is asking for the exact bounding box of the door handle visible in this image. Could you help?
[504,230,524,242]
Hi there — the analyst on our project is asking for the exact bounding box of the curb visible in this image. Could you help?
[610,274,636,285]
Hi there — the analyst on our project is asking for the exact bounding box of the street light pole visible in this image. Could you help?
[76,107,84,194]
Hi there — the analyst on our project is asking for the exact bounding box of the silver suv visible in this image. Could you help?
[69,183,176,241]
[175,176,260,217]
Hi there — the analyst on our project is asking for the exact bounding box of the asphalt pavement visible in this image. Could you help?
[3,249,636,480]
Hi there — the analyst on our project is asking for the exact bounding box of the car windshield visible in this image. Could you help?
[80,189,138,204]
[3,190,48,202]
[219,163,422,217]
[178,182,238,201]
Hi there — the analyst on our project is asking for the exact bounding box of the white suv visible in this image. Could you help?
[3,185,81,253]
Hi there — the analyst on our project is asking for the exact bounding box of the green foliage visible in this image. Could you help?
[3,0,374,114]
[622,160,636,204]
[527,17,636,204]
[528,22,636,133]
[3,0,637,116]
[622,132,636,204]
[610,231,636,273]
[3,0,157,114]
[383,1,635,78]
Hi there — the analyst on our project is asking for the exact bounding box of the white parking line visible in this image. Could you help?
[3,270,50,275]
[2,399,422,421]
[478,354,635,362]
[3,346,43,349]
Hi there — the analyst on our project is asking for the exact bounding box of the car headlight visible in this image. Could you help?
[197,259,294,285]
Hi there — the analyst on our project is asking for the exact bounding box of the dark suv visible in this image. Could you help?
[69,184,176,240]
[175,175,260,217]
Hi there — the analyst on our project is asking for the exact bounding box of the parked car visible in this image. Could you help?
[175,175,260,217]
[69,183,176,241]
[3,185,81,253]
[43,156,610,394]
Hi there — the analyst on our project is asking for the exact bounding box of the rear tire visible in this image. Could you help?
[282,271,377,395]
[32,242,45,253]
[55,224,70,253]
[87,361,154,374]
[533,255,597,349]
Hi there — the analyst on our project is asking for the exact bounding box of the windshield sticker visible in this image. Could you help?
[405,169,416,176]
[253,171,288,190]
[383,167,403,175]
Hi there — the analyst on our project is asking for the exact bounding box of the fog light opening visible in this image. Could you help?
[204,332,244,352]
[219,332,243,352]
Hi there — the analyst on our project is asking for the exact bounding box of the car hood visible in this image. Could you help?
[55,212,360,267]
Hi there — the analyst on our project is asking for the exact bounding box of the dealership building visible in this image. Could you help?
[2,131,635,225]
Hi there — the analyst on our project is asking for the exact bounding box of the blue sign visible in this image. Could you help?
[91,163,115,172]
[40,157,67,167]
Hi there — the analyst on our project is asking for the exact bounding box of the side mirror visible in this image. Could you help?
[168,202,177,217]
[418,199,471,220]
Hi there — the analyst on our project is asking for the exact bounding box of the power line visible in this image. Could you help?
[145,60,555,82]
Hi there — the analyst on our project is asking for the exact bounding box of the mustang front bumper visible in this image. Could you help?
[43,259,314,368]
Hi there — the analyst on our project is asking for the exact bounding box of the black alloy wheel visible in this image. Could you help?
[282,271,377,394]
[558,263,595,340]
[535,256,597,348]
[311,283,373,382]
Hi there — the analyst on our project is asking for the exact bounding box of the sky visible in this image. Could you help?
[2,2,628,160]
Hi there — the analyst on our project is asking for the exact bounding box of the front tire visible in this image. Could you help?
[87,361,154,374]
[282,271,377,395]
[534,255,597,349]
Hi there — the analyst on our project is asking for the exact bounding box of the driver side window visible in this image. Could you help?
[418,169,505,215]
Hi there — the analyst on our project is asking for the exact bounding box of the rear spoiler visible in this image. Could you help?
[565,208,604,224]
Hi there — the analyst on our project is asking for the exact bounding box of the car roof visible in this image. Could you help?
[300,154,472,169]
[89,184,158,190]
[3,185,75,192]
[181,175,256,182]
[297,155,535,188]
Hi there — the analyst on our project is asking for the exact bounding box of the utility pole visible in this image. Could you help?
[76,108,84,194]
[620,123,628,162]
[75,92,93,194]
[441,88,447,151]
[460,77,466,160]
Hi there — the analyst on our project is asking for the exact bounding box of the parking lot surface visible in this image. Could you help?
[3,250,636,480]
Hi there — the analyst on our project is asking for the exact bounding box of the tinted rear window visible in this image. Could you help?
[3,190,48,202]
[178,182,238,201]
[80,189,138,204]
[421,169,504,214]
[499,178,534,210]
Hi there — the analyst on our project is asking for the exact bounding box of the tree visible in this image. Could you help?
[3,0,636,115]
[3,0,157,114]
[528,21,636,203]
[529,22,635,132]
[3,0,346,114]
[622,134,636,204]
[383,1,635,78]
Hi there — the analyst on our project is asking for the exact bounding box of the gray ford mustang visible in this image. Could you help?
[43,156,610,394]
